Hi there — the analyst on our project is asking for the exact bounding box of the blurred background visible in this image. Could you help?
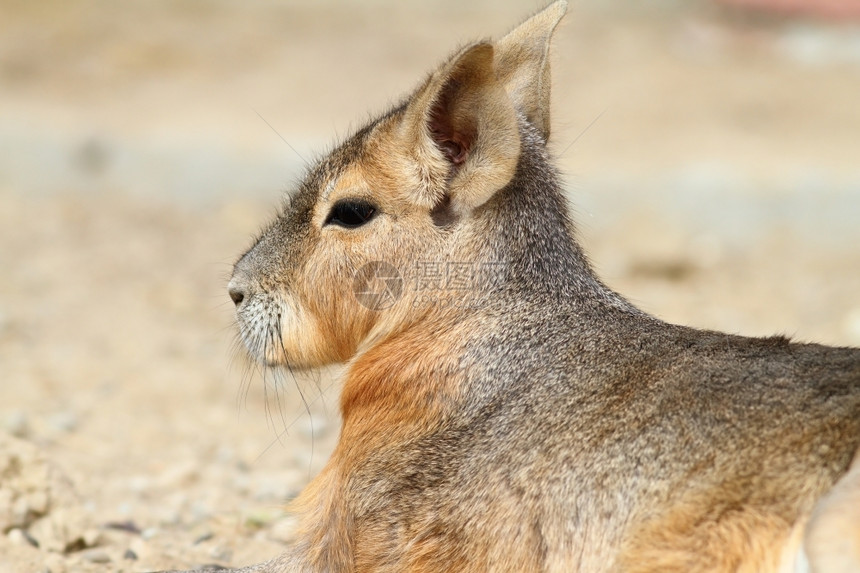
[1,1,859,571]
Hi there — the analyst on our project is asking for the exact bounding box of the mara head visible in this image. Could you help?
[227,2,570,369]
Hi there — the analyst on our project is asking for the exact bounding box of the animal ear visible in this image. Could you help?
[494,0,567,140]
[401,42,520,216]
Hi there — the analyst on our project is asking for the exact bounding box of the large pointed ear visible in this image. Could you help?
[400,42,521,216]
[494,0,567,140]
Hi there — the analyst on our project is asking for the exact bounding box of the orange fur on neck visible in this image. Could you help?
[286,315,466,570]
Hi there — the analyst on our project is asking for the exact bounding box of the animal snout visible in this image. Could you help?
[228,286,244,306]
[227,276,251,308]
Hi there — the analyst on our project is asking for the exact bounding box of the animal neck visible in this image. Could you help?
[487,131,633,312]
[340,312,465,439]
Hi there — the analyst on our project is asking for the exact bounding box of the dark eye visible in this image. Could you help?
[325,200,377,229]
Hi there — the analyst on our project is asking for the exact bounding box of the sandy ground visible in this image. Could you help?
[1,1,859,571]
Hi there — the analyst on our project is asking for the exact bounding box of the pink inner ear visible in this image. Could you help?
[437,139,467,165]
[427,79,475,167]
[428,114,472,166]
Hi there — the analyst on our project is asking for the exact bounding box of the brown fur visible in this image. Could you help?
[179,2,860,572]
[620,494,797,571]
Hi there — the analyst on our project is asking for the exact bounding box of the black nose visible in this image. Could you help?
[228,271,256,308]
[229,287,245,306]
[227,281,245,306]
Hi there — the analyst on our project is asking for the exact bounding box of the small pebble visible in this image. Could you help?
[80,548,111,563]
[8,527,38,547]
[3,410,30,438]
[48,411,79,433]
[128,537,149,559]
[123,548,138,560]
[208,544,233,562]
[193,531,214,545]
[104,520,141,534]
[141,526,160,540]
